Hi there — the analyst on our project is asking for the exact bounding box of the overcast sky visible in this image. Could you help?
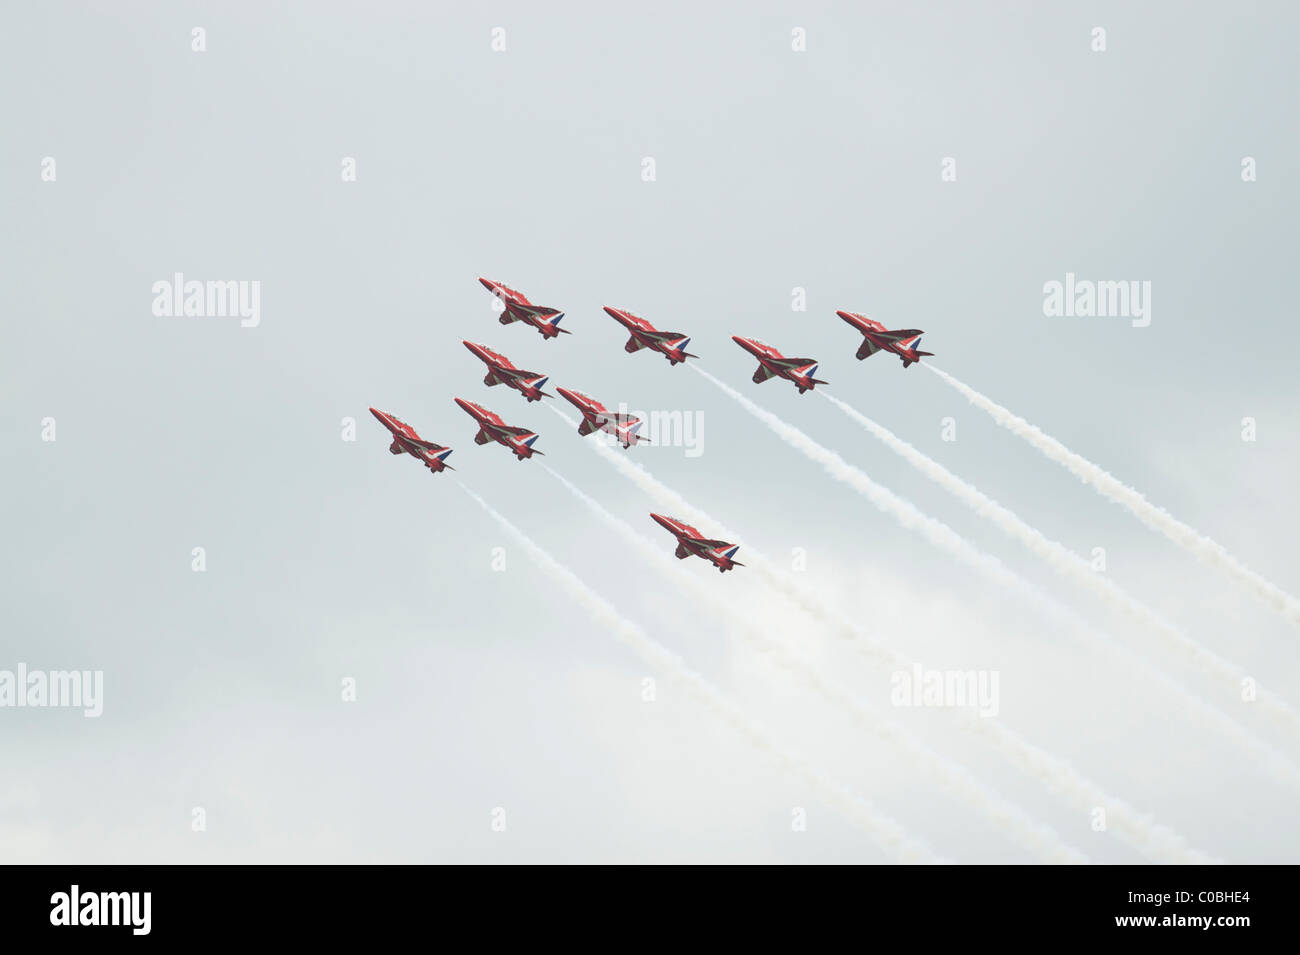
[2,1,1298,863]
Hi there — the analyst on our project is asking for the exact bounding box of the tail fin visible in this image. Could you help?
[802,364,829,390]
[620,418,648,446]
[540,312,571,335]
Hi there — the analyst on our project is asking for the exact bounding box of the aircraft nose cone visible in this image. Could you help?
[731,335,746,346]
[602,306,619,318]
[477,277,494,291]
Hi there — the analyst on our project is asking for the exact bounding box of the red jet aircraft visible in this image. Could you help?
[836,311,933,368]
[556,387,647,449]
[478,277,570,339]
[463,341,552,403]
[731,336,828,394]
[651,513,743,573]
[603,306,696,365]
[369,407,455,474]
[454,398,544,460]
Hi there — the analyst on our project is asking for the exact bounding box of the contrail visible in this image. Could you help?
[542,464,1089,864]
[550,401,1215,862]
[926,363,1300,629]
[457,482,944,863]
[823,392,1300,757]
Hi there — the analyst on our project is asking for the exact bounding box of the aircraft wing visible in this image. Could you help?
[639,328,685,342]
[577,418,597,436]
[403,436,446,452]
[674,543,691,559]
[500,425,537,437]
[625,335,648,352]
[753,363,777,382]
[856,338,883,359]
[782,357,819,369]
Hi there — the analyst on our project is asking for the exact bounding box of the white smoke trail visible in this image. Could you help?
[551,400,1215,862]
[457,482,944,863]
[823,392,1300,757]
[547,404,876,637]
[692,367,1042,600]
[926,363,1300,629]
[542,463,1089,864]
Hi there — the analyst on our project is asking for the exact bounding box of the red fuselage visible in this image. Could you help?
[731,336,827,394]
[836,311,932,367]
[369,407,454,473]
[604,306,695,365]
[557,387,645,448]
[454,397,543,460]
[462,340,550,402]
[650,512,742,573]
[479,277,569,340]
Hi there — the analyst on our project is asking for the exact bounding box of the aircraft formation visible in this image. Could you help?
[370,277,933,572]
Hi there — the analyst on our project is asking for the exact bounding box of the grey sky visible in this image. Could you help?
[2,1,1297,862]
